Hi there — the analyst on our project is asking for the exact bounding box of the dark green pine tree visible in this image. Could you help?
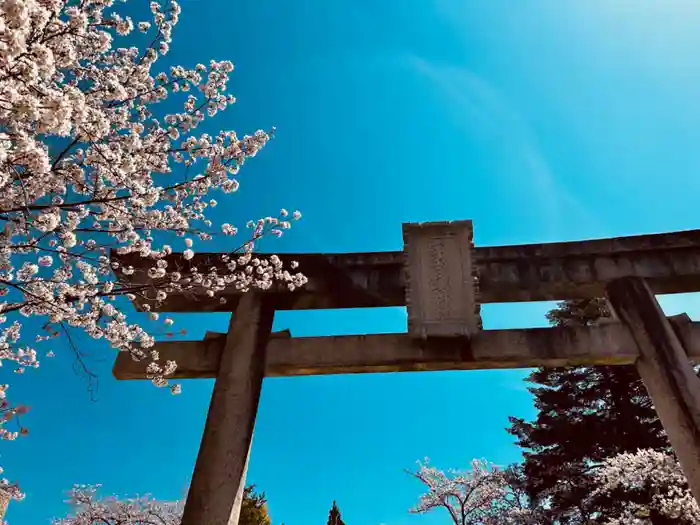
[327,501,346,525]
[507,298,670,523]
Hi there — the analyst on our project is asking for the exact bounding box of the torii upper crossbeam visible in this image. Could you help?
[114,226,700,312]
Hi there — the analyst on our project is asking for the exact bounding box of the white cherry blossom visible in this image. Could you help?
[408,459,543,524]
[52,485,182,525]
[0,0,306,500]
[591,449,700,524]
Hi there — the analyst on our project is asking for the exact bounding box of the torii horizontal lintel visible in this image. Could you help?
[112,227,700,312]
[113,315,700,380]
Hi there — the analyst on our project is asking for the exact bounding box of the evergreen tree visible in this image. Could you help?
[327,501,346,525]
[240,485,272,525]
[507,298,670,523]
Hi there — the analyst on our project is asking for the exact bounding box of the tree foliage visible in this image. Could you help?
[240,485,272,525]
[327,500,345,525]
[590,449,700,524]
[407,458,547,524]
[0,0,305,497]
[53,484,272,525]
[409,452,700,525]
[507,298,669,522]
[52,485,182,525]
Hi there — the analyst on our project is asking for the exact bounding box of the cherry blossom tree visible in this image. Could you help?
[0,383,26,503]
[590,449,700,524]
[408,459,546,525]
[51,484,275,525]
[0,0,306,501]
[52,485,182,525]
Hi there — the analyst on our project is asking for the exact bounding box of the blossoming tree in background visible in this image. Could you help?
[52,486,183,525]
[0,0,305,501]
[408,459,547,525]
[590,449,700,524]
[51,484,273,525]
[411,452,700,525]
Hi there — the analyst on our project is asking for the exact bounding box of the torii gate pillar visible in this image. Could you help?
[607,276,700,503]
[180,293,274,525]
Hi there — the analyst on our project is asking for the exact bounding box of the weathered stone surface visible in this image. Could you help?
[607,277,700,506]
[403,220,481,338]
[180,294,274,525]
[112,228,700,312]
[113,319,700,380]
[111,225,700,515]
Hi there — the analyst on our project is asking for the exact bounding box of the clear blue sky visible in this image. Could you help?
[7,1,700,523]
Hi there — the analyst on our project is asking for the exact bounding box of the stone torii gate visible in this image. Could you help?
[113,221,700,525]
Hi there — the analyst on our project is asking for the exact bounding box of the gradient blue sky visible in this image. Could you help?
[7,1,700,523]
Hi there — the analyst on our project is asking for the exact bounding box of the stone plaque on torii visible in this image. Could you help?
[112,220,700,525]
